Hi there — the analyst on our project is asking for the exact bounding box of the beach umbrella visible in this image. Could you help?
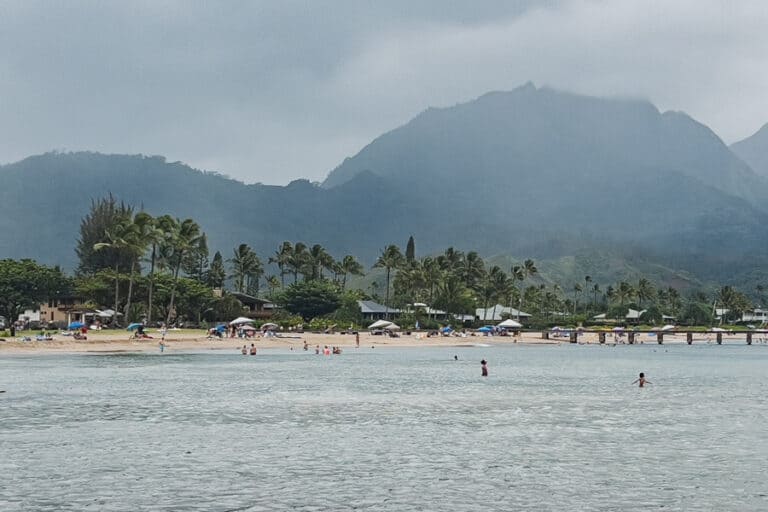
[661,324,676,331]
[441,326,453,334]
[229,317,254,326]
[241,325,257,331]
[260,322,278,330]
[126,323,142,331]
[215,324,227,332]
[612,327,625,332]
[478,326,493,333]
[68,321,84,330]
[498,319,522,329]
[710,327,727,332]
[385,323,401,331]
[368,319,393,329]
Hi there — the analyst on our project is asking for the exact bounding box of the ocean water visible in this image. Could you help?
[2,343,768,511]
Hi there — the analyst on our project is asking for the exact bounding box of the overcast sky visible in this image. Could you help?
[1,0,767,184]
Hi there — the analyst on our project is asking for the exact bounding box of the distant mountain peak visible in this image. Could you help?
[731,122,768,177]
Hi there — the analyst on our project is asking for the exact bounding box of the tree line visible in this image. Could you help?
[0,195,763,330]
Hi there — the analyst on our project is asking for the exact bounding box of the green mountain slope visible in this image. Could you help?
[1,85,767,290]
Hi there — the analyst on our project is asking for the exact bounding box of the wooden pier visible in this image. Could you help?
[538,329,761,345]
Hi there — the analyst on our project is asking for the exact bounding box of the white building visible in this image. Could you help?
[475,304,531,322]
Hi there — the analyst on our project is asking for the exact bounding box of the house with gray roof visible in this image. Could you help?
[358,300,401,320]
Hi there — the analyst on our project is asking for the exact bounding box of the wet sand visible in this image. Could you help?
[0,329,742,354]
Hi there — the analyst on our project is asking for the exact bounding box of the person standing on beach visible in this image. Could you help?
[481,359,488,377]
[632,372,651,387]
[159,341,165,353]
[355,332,360,348]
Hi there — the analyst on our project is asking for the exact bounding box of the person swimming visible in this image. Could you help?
[632,372,651,387]
[481,359,488,377]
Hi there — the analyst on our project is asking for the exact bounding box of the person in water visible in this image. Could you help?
[632,372,651,387]
[241,345,248,355]
[481,359,488,377]
[249,344,257,356]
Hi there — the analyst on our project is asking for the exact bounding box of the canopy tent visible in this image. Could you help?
[498,319,522,329]
[229,317,254,326]
[368,319,393,329]
[384,323,401,331]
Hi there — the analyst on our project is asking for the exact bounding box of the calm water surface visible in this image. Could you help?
[2,343,768,511]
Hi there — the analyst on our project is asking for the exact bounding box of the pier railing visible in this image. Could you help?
[538,329,762,345]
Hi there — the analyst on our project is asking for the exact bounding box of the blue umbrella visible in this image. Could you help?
[126,323,142,331]
[215,324,227,332]
[68,321,84,330]
[441,326,453,333]
[478,326,493,333]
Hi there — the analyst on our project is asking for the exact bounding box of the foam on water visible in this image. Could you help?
[2,344,768,511]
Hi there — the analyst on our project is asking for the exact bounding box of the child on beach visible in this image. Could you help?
[632,372,651,387]
[481,359,488,377]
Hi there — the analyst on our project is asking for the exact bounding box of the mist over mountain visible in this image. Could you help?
[2,85,767,288]
[731,123,768,177]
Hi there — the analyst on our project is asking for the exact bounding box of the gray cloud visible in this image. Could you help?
[0,0,765,184]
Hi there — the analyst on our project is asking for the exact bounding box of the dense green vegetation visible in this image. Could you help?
[1,195,763,333]
[4,86,768,292]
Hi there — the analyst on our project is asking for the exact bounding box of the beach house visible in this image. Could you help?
[474,304,531,322]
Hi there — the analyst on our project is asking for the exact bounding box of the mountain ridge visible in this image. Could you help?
[2,85,768,290]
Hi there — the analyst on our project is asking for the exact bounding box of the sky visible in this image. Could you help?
[1,0,767,184]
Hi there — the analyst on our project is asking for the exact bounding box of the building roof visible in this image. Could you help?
[231,292,272,306]
[358,300,401,314]
[475,304,531,320]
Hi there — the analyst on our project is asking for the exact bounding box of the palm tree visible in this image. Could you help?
[584,275,592,313]
[422,257,442,304]
[165,218,202,326]
[616,281,634,307]
[93,217,134,323]
[308,244,333,280]
[477,266,503,321]
[591,283,601,308]
[268,242,293,287]
[636,278,654,307]
[265,275,280,299]
[462,251,485,290]
[515,259,538,320]
[146,215,175,324]
[373,245,404,319]
[123,212,153,321]
[572,283,583,316]
[339,255,364,291]
[288,242,309,283]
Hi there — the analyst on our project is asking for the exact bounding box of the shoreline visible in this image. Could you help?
[0,330,755,355]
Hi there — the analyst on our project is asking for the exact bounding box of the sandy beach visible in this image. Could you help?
[0,328,745,354]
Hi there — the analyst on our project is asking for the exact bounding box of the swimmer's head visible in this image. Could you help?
[639,372,645,378]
